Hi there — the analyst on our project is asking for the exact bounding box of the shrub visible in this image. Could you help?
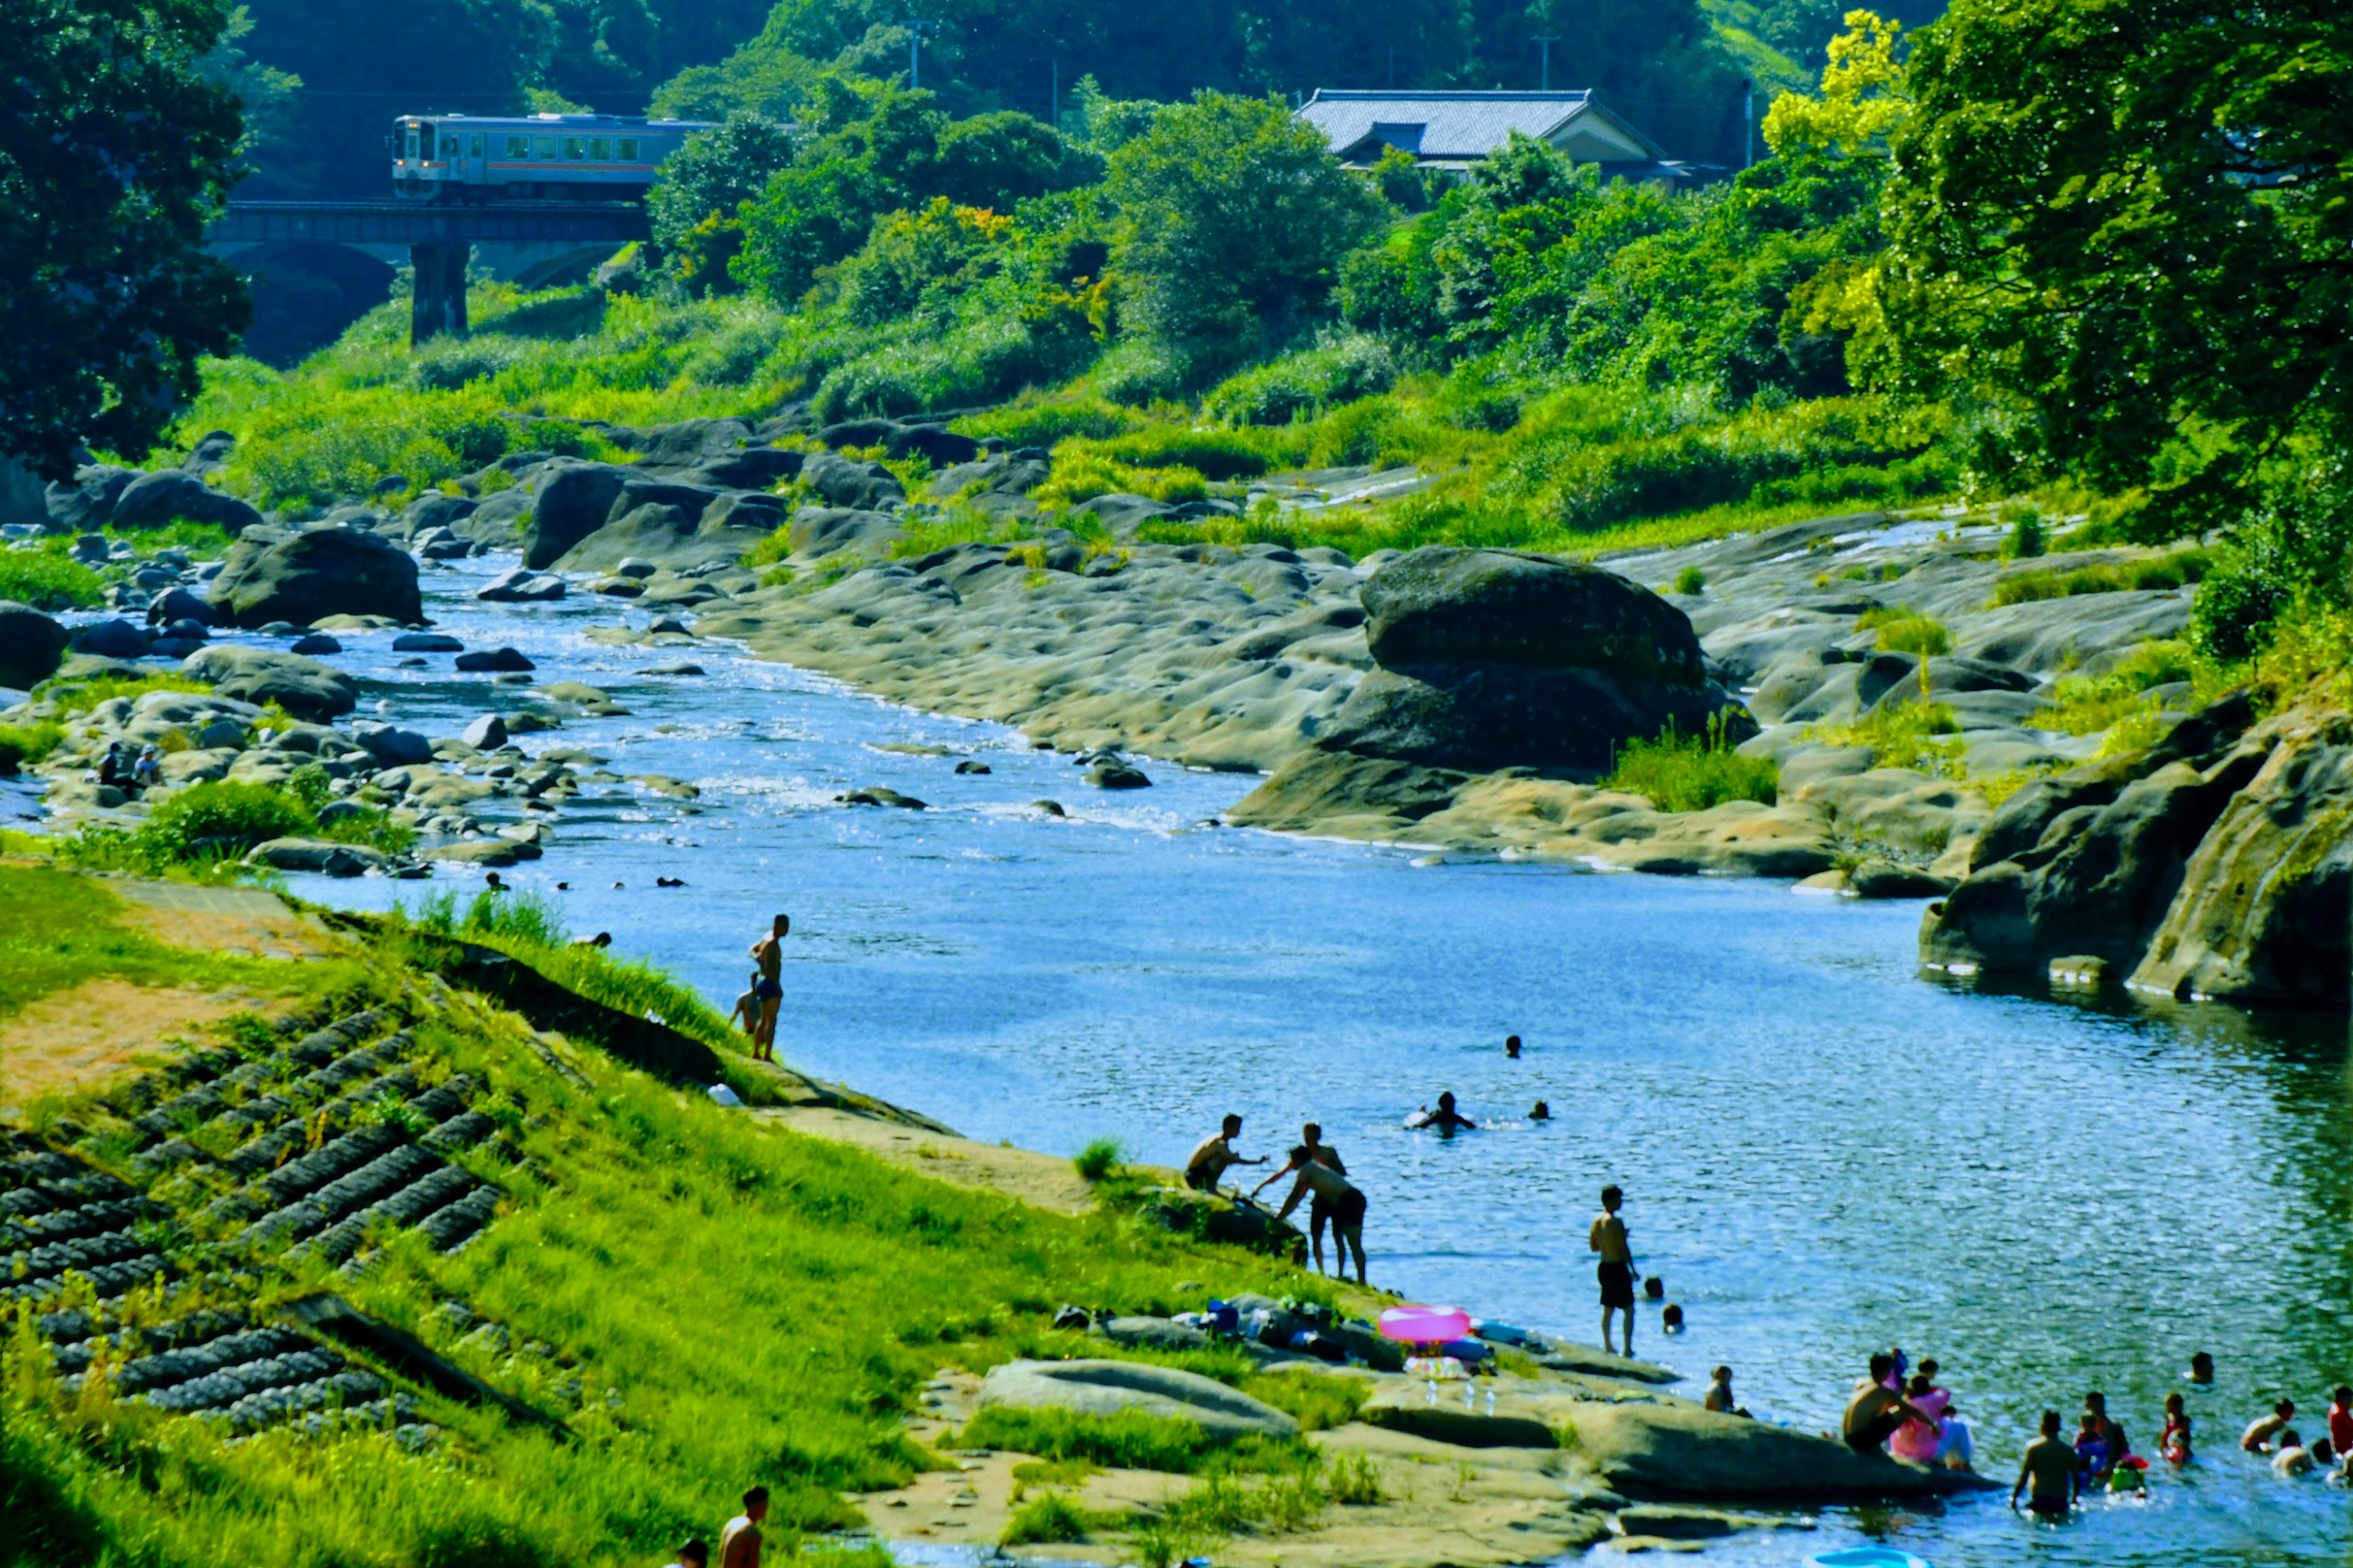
[999,1492,1089,1547]
[0,722,64,775]
[1602,711,1778,811]
[958,1406,1217,1472]
[1036,450,1207,507]
[952,396,1139,447]
[1813,701,1965,776]
[2034,640,2202,736]
[1672,565,1705,596]
[1202,336,1397,427]
[2000,509,2048,559]
[1329,1450,1384,1505]
[1072,1137,1123,1182]
[138,781,314,863]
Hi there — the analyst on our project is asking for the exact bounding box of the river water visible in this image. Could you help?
[243,555,2351,1566]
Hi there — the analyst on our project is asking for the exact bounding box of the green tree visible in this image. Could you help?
[1104,92,1385,369]
[1,0,249,478]
[646,114,798,292]
[1879,0,2353,534]
[932,112,1098,211]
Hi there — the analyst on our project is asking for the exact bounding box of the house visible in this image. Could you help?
[1295,89,1690,184]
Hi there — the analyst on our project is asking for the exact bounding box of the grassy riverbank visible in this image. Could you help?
[2,862,1346,1567]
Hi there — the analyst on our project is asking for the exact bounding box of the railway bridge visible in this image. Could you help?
[208,201,650,344]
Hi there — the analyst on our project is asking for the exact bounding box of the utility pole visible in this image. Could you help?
[1742,77,1754,168]
[1534,35,1559,92]
[907,20,925,89]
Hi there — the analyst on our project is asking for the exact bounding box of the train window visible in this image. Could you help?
[589,138,610,160]
[562,137,585,160]
[439,135,460,157]
[404,129,419,160]
[469,134,485,159]
[506,136,529,159]
[618,138,639,161]
[535,136,559,159]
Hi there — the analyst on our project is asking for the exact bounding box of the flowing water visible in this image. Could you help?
[216,555,2353,1565]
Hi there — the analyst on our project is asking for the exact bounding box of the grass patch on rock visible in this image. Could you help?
[1991,548,2211,606]
[1812,701,1966,777]
[1602,713,1778,811]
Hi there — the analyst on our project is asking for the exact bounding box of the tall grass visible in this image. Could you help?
[1855,607,1952,656]
[1991,548,2210,606]
[1602,711,1778,811]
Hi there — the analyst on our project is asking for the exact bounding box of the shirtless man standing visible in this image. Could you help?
[747,915,789,1062]
[2012,1411,2083,1519]
[1254,1146,1368,1284]
[1589,1184,1636,1355]
[1301,1123,1346,1277]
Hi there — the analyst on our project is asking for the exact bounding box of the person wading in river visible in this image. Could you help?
[719,1485,768,1568]
[1254,1145,1368,1284]
[1590,1184,1637,1355]
[2012,1410,2083,1520]
[746,915,789,1062]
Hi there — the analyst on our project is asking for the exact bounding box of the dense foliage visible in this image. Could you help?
[0,0,249,478]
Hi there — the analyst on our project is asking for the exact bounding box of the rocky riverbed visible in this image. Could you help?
[4,411,2344,1005]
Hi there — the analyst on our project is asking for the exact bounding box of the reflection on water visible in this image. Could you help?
[275,556,2352,1566]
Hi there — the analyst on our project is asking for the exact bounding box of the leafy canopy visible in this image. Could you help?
[0,0,249,477]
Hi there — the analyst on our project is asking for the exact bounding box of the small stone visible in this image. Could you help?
[289,634,343,655]
[392,632,464,653]
[1085,760,1152,790]
[454,646,534,673]
[954,759,991,775]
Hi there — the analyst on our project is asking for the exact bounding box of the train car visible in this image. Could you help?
[389,113,716,202]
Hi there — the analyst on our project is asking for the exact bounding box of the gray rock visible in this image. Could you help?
[1319,662,1740,775]
[392,633,464,653]
[453,646,534,673]
[1847,860,1954,899]
[476,569,566,603]
[207,528,422,629]
[0,601,70,687]
[194,718,248,749]
[246,838,388,877]
[1091,1316,1214,1353]
[520,460,633,569]
[289,634,343,656]
[72,619,153,659]
[974,1358,1298,1444]
[841,786,925,809]
[614,558,659,579]
[679,448,804,490]
[787,506,900,559]
[181,646,358,722]
[110,470,265,536]
[1085,759,1152,789]
[818,419,977,468]
[799,452,905,512]
[1365,547,1705,681]
[145,586,219,628]
[1953,590,2192,675]
[45,465,135,532]
[460,714,509,750]
[553,502,734,575]
[641,660,705,676]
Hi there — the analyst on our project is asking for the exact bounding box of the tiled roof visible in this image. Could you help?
[1296,89,1665,165]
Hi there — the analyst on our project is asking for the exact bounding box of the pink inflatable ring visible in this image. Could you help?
[1379,1305,1474,1344]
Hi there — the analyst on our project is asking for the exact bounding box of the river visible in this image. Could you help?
[252,553,2352,1566]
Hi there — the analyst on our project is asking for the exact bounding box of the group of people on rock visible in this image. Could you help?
[94,741,161,796]
[1184,1113,1368,1284]
[1841,1351,1979,1474]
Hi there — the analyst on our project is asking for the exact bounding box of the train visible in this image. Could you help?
[389,112,716,202]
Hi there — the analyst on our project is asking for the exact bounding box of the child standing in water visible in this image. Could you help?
[2162,1393,2194,1464]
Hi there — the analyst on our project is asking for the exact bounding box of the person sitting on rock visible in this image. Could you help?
[1184,1113,1265,1192]
[131,745,161,792]
[1703,1365,1749,1418]
[95,741,127,790]
[1891,1373,1952,1463]
[1841,1354,1944,1454]
[2245,1398,2296,1452]
[727,971,760,1037]
[1937,1402,1977,1471]
[1252,1145,1368,1284]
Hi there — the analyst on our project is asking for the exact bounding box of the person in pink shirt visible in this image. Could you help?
[1889,1372,1952,1463]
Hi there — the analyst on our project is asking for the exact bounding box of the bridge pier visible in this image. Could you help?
[409,241,470,344]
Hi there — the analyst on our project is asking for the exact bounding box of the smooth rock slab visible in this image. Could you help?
[392,633,464,653]
[975,1358,1298,1443]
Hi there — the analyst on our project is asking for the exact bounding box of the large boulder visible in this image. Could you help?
[400,490,479,537]
[1567,1399,1991,1502]
[1363,547,1705,682]
[819,418,979,468]
[799,452,905,511]
[521,460,634,569]
[181,645,358,721]
[71,619,153,659]
[554,502,741,574]
[2128,714,2353,1005]
[0,456,48,532]
[681,449,803,490]
[0,601,69,688]
[1306,548,1743,776]
[109,470,265,535]
[145,586,220,628]
[787,507,901,559]
[208,527,422,629]
[44,465,135,532]
[974,1359,1297,1444]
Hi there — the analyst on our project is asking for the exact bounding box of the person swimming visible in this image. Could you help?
[1529,1100,1551,1121]
[2161,1392,2193,1464]
[1405,1092,1476,1132]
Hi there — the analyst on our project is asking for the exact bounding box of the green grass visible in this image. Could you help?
[0,863,341,1021]
[1672,565,1705,595]
[1811,700,1966,777]
[1072,1136,1124,1182]
[1855,607,1952,656]
[1328,1450,1385,1505]
[32,670,213,719]
[999,1491,1094,1545]
[958,1407,1230,1473]
[1602,712,1778,811]
[2034,640,2203,737]
[0,721,64,774]
[0,550,104,610]
[1991,548,2211,606]
[6,866,1338,1568]
[1240,1368,1372,1431]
